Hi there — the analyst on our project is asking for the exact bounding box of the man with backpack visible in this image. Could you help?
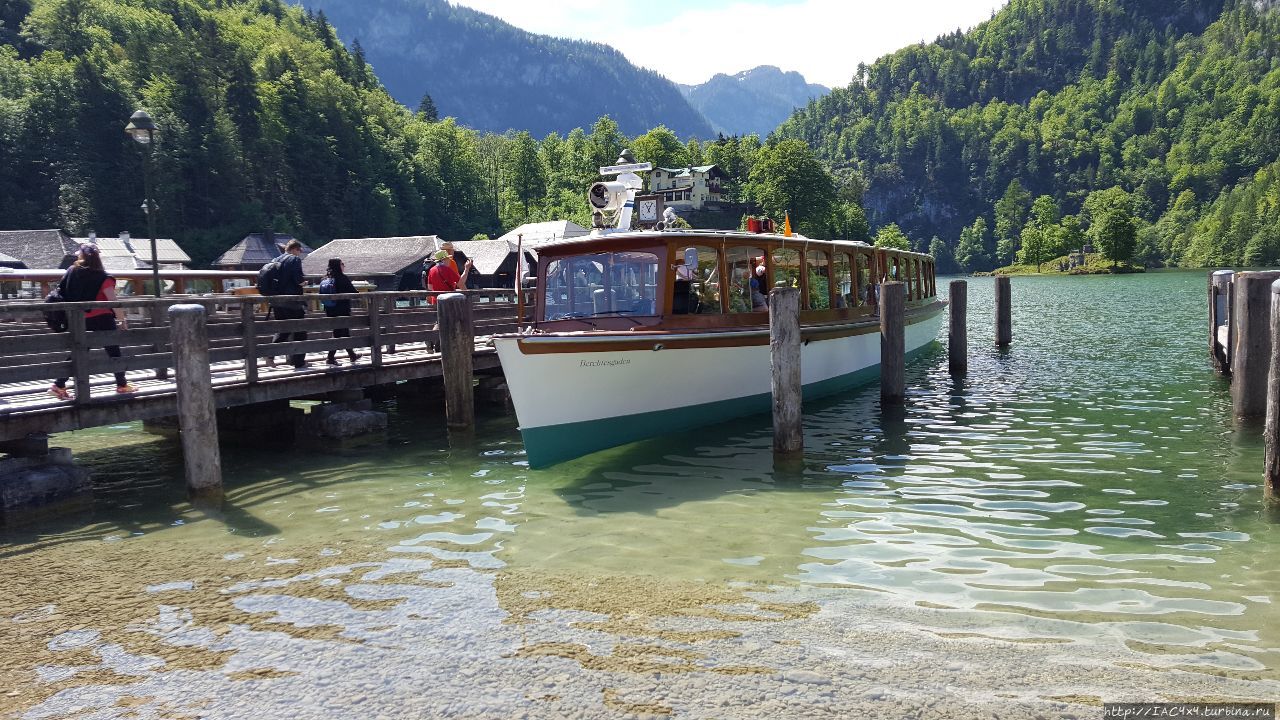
[263,239,309,369]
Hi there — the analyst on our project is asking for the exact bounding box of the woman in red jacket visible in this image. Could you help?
[49,245,138,400]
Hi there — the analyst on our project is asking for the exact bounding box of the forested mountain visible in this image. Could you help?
[775,0,1280,270]
[0,0,858,268]
[298,0,713,138]
[680,66,828,138]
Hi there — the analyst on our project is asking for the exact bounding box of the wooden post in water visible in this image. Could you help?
[1231,271,1280,420]
[880,281,905,405]
[994,275,1012,347]
[769,287,803,455]
[437,292,475,429]
[168,304,223,502]
[1209,270,1234,375]
[1265,279,1280,504]
[948,280,967,375]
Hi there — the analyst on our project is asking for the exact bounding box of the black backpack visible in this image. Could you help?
[43,285,68,332]
[421,258,437,289]
[256,260,282,296]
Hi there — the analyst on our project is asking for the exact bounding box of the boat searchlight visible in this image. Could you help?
[589,149,651,233]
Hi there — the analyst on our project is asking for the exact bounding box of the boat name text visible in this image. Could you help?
[580,358,631,368]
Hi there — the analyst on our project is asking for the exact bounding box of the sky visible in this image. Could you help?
[453,0,1008,89]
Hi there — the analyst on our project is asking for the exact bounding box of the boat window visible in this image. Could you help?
[906,258,917,300]
[773,247,800,290]
[833,253,852,309]
[542,251,660,321]
[854,252,872,306]
[726,246,767,313]
[674,245,722,315]
[805,250,831,310]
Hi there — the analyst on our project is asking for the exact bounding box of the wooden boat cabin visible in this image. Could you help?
[533,230,939,331]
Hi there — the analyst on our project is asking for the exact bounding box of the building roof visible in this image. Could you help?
[452,238,532,275]
[79,234,192,265]
[654,164,727,179]
[0,229,78,270]
[302,235,440,276]
[0,251,26,269]
[212,233,310,268]
[494,221,589,250]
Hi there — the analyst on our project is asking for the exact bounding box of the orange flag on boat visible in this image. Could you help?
[783,212,793,237]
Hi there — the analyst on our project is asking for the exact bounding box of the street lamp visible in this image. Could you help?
[125,110,162,298]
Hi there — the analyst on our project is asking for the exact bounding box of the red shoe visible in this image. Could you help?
[116,384,139,394]
[48,385,72,401]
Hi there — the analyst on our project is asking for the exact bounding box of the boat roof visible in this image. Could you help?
[536,229,931,259]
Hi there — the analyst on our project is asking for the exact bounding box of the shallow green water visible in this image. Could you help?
[4,270,1279,718]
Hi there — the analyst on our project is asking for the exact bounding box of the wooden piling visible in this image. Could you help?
[994,275,1012,347]
[1265,279,1280,504]
[168,304,223,502]
[769,287,803,455]
[1231,271,1280,420]
[1209,270,1234,375]
[437,292,475,429]
[880,281,905,405]
[948,280,967,375]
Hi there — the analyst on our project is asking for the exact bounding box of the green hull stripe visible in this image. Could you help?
[521,342,938,468]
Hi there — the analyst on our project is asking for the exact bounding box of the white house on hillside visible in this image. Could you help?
[649,165,729,211]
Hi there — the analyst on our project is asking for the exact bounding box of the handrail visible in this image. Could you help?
[0,288,528,314]
[0,290,524,410]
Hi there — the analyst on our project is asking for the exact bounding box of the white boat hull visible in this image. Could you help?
[494,304,946,466]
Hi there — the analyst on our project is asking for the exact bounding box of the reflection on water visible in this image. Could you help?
[3,271,1280,718]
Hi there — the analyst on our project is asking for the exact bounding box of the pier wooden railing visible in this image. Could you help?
[0,289,533,407]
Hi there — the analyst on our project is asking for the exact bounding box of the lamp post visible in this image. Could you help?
[124,110,162,298]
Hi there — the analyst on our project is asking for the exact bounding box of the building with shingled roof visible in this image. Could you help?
[212,232,311,270]
[0,229,78,269]
[0,251,25,269]
[302,235,440,290]
[77,232,192,270]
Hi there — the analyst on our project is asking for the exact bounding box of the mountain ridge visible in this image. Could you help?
[680,65,828,138]
[298,0,714,138]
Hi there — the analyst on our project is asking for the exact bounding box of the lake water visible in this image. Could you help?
[3,270,1279,719]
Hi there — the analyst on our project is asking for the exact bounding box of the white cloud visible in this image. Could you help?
[453,0,1005,88]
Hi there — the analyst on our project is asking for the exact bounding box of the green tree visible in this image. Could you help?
[1094,209,1138,267]
[503,130,544,222]
[746,139,837,236]
[629,125,686,170]
[955,217,990,272]
[874,223,911,250]
[1019,226,1049,271]
[929,235,958,274]
[994,179,1031,266]
[417,92,438,122]
[829,202,870,242]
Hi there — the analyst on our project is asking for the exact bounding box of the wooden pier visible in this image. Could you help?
[0,288,526,508]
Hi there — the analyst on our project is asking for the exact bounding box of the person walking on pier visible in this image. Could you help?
[320,258,360,366]
[426,249,472,302]
[271,239,309,369]
[49,245,137,399]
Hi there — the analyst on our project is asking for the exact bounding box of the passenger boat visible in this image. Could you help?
[492,156,944,467]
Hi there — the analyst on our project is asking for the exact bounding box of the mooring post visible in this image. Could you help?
[769,287,803,455]
[880,281,906,405]
[1231,271,1280,421]
[437,292,475,429]
[1210,270,1235,375]
[995,275,1012,347]
[168,304,223,502]
[1265,279,1280,504]
[948,280,968,375]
